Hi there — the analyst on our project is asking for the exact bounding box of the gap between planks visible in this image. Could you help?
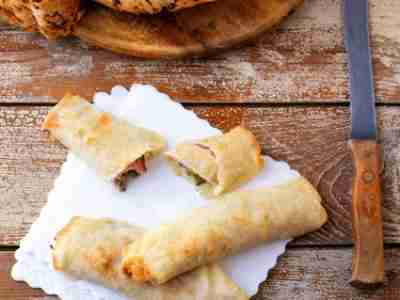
[2,244,400,250]
[0,0,399,104]
[1,101,400,108]
[1,248,400,300]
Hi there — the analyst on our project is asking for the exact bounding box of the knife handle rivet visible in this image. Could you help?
[362,170,374,184]
[364,150,373,158]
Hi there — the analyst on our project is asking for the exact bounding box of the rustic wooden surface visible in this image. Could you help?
[0,0,399,104]
[0,0,399,299]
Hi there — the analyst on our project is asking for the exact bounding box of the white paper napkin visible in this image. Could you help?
[12,84,298,298]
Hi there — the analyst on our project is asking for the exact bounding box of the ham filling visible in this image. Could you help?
[114,156,146,191]
[178,162,207,186]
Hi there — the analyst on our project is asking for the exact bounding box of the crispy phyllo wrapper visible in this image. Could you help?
[43,95,165,191]
[52,217,249,300]
[122,177,327,284]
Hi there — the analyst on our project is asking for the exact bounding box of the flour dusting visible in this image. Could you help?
[370,1,400,42]
[0,63,32,88]
[282,0,341,30]
[50,55,93,77]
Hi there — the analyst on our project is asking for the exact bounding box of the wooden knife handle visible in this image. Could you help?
[349,140,384,287]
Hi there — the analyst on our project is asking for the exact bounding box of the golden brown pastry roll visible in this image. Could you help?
[52,217,249,300]
[165,126,264,197]
[43,95,166,191]
[122,177,327,284]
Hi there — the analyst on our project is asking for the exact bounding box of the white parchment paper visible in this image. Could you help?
[12,85,298,298]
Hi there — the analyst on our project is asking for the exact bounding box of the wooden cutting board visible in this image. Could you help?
[74,0,303,59]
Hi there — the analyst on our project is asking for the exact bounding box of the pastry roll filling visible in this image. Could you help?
[113,155,147,191]
[177,162,207,186]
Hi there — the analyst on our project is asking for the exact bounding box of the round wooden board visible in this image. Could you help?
[74,0,303,59]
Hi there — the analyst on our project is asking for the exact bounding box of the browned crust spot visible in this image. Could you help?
[42,94,92,131]
[97,113,112,127]
[84,245,116,275]
[42,111,59,130]
[182,238,199,257]
[58,94,92,108]
[122,256,152,283]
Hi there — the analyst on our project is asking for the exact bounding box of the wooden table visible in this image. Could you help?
[0,0,399,299]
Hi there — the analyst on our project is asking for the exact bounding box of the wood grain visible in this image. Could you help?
[1,248,400,300]
[1,1,399,299]
[350,140,385,286]
[1,105,399,246]
[0,0,399,104]
[0,252,58,300]
[75,0,303,59]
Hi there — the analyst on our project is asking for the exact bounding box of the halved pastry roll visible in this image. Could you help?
[122,177,328,284]
[52,217,249,300]
[165,126,264,197]
[43,95,166,191]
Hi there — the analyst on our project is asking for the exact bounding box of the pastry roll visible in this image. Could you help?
[52,217,249,300]
[43,95,166,191]
[165,126,264,197]
[122,177,328,284]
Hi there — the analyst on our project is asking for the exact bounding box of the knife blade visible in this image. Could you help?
[343,0,384,287]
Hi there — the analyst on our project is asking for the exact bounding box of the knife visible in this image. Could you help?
[343,0,384,287]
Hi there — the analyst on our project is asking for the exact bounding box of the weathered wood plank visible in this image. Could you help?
[0,252,58,300]
[0,0,399,104]
[1,248,399,299]
[0,105,399,246]
[259,248,400,300]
